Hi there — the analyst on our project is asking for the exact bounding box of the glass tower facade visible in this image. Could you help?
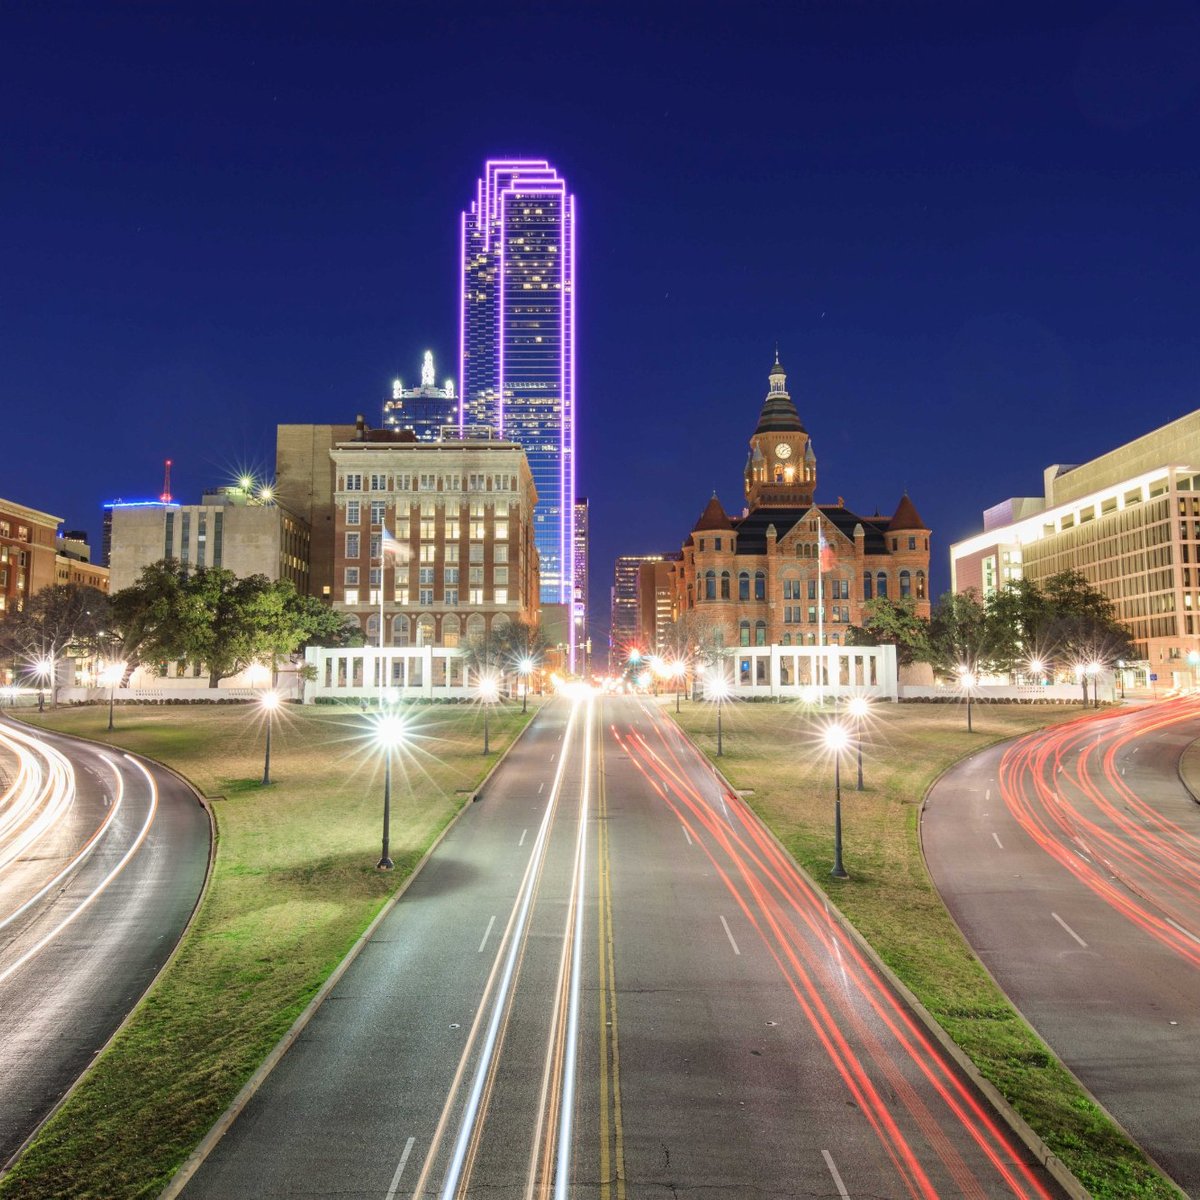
[460,159,576,647]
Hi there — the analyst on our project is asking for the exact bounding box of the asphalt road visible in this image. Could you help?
[923,698,1200,1197]
[0,713,211,1167]
[182,692,1065,1199]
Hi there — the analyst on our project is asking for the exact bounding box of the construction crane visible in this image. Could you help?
[160,459,173,504]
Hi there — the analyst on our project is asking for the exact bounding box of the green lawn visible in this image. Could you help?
[670,697,1182,1200]
[1,699,534,1200]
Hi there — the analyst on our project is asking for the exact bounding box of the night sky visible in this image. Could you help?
[4,2,1200,648]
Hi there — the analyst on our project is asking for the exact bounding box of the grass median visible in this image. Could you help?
[1,698,535,1200]
[670,697,1180,1200]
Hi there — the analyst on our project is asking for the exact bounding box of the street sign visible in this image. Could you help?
[1149,673,1158,681]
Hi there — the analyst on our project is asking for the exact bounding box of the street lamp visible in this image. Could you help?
[518,656,536,714]
[847,696,869,790]
[478,673,500,754]
[373,712,407,870]
[33,655,53,712]
[958,668,976,732]
[1117,659,1126,700]
[672,659,686,713]
[708,668,732,756]
[1087,661,1101,709]
[824,722,851,879]
[99,661,125,731]
[260,691,280,785]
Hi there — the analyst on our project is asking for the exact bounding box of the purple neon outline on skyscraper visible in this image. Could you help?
[458,210,467,429]
[460,158,576,658]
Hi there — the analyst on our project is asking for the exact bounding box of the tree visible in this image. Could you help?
[107,559,191,671]
[925,590,1010,680]
[0,583,110,704]
[846,596,930,667]
[501,616,549,671]
[254,579,360,678]
[1035,571,1134,701]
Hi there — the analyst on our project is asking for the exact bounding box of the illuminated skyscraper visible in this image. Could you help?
[460,159,576,644]
[383,350,457,442]
[573,496,589,668]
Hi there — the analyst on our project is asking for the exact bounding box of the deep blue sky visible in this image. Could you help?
[4,2,1200,646]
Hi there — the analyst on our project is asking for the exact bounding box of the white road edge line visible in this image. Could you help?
[1166,917,1200,945]
[519,828,528,847]
[822,1149,850,1199]
[719,914,741,956]
[478,914,496,954]
[1052,911,1088,948]
[992,832,1004,850]
[384,1135,415,1200]
[681,823,693,846]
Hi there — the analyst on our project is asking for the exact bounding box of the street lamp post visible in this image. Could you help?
[959,669,976,732]
[1117,659,1126,700]
[1088,661,1101,709]
[479,674,499,755]
[824,723,850,879]
[673,660,686,713]
[519,657,535,714]
[374,713,406,870]
[260,691,280,785]
[100,661,124,732]
[706,668,731,756]
[847,696,869,790]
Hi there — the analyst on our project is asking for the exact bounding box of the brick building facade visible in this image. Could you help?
[673,357,931,647]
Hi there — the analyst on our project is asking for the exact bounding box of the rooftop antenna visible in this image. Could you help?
[160,458,173,503]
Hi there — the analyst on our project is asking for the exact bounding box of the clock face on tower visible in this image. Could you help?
[775,443,793,461]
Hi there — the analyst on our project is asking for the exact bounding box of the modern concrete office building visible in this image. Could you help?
[951,409,1200,675]
[107,486,310,592]
[610,553,665,659]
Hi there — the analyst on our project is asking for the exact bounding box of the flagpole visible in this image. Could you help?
[817,525,824,702]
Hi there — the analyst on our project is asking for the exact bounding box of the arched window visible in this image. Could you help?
[739,620,751,647]
[720,571,731,600]
[774,465,783,482]
[782,633,792,645]
[366,613,380,643]
[755,620,767,646]
[876,572,888,599]
[754,571,766,601]
[705,570,716,601]
[899,570,912,598]
[916,569,926,600]
[442,614,461,648]
[416,614,436,647]
[738,571,750,601]
[863,571,873,601]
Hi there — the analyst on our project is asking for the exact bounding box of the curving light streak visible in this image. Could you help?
[0,723,77,874]
[0,755,123,933]
[997,697,1200,966]
[0,754,158,988]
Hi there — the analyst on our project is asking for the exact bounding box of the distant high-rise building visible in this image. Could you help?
[460,159,576,642]
[383,350,457,442]
[610,554,665,661]
[573,497,589,670]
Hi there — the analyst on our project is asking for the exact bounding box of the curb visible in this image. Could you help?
[663,707,1096,1200]
[1174,737,1200,808]
[0,713,218,1182]
[159,700,545,1200]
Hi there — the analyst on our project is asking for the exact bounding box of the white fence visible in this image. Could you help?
[305,645,478,701]
[711,644,899,701]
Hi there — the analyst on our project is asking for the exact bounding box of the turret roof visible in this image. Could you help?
[887,493,927,531]
[693,493,734,532]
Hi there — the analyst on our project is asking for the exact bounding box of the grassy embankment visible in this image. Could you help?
[671,698,1181,1200]
[1,699,533,1200]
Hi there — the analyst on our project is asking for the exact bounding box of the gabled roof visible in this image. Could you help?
[887,493,927,531]
[692,493,734,532]
[731,505,891,555]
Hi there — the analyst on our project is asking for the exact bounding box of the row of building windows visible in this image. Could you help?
[695,569,926,602]
[344,499,511,526]
[343,587,510,607]
[346,565,509,587]
[339,472,519,494]
[0,521,32,541]
[345,535,511,562]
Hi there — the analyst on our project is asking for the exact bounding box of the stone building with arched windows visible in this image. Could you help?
[671,355,931,649]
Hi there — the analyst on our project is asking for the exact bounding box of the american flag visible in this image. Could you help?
[818,528,836,572]
[380,526,403,558]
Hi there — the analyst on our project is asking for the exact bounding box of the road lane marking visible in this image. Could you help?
[681,823,693,846]
[539,782,545,794]
[478,914,497,953]
[822,1150,850,1199]
[384,1135,415,1199]
[519,828,528,846]
[719,914,741,956]
[550,752,557,762]
[992,832,1004,850]
[1052,911,1088,948]
[1167,917,1200,944]
[985,788,990,801]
